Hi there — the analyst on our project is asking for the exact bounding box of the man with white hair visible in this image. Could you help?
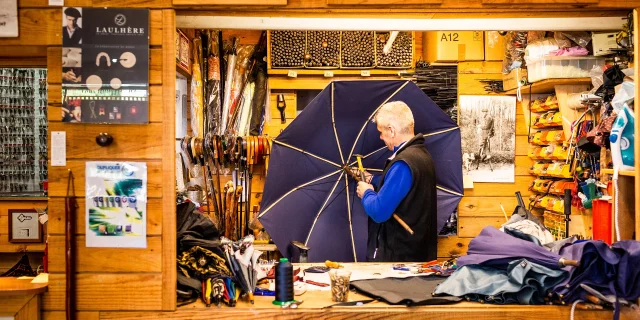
[356,101,437,262]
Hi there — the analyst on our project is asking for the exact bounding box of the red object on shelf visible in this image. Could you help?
[592,199,612,245]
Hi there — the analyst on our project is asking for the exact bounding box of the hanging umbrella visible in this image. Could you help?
[457,227,580,270]
[258,80,463,262]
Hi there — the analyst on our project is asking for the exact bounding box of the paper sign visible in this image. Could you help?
[287,70,297,78]
[49,0,64,6]
[324,71,334,77]
[85,162,147,248]
[360,70,371,77]
[51,131,66,166]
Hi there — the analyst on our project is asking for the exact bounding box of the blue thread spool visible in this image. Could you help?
[273,258,294,305]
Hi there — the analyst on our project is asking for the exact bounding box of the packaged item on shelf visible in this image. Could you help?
[501,31,528,74]
[592,32,619,56]
[485,31,505,61]
[525,56,606,83]
[425,31,482,63]
[524,38,559,60]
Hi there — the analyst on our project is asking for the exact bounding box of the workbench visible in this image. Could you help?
[103,263,633,320]
[0,276,48,320]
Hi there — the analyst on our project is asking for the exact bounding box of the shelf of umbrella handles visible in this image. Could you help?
[527,93,601,240]
[179,134,273,241]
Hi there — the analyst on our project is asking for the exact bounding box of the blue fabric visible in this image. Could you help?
[434,259,568,305]
[362,160,412,223]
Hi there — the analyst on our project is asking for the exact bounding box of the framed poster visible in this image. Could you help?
[61,7,149,124]
[85,162,147,248]
[0,0,18,37]
[460,95,516,183]
[8,209,42,243]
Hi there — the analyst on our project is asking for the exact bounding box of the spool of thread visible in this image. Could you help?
[273,258,294,305]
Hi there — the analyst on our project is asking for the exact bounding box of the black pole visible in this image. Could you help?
[564,189,572,238]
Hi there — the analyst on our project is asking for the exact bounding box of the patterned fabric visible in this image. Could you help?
[178,246,231,277]
[1,254,36,277]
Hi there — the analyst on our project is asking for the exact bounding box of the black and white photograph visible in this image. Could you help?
[0,0,18,37]
[62,7,83,46]
[460,95,516,183]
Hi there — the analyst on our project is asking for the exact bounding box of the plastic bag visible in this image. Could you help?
[525,38,559,59]
[502,31,528,74]
[554,32,572,49]
[527,31,546,43]
[589,65,604,89]
[487,31,501,48]
[611,81,634,113]
[191,37,204,138]
[560,31,591,48]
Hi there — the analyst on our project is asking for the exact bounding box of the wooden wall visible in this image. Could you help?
[0,200,48,274]
[453,61,532,254]
[0,1,176,319]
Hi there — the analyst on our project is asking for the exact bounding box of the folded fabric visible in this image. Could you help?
[351,276,461,306]
[612,240,640,300]
[501,219,554,245]
[433,258,567,305]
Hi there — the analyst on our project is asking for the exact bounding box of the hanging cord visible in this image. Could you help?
[614,174,621,241]
[569,299,583,320]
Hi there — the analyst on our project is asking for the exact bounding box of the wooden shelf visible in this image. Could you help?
[602,168,636,177]
[176,64,192,78]
[267,69,412,76]
[505,78,592,95]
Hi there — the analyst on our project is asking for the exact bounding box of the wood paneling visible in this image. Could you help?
[42,311,99,320]
[43,273,163,311]
[437,236,471,257]
[47,235,162,273]
[464,176,534,197]
[161,9,177,311]
[459,216,506,237]
[48,161,163,197]
[174,0,287,5]
[47,47,163,85]
[459,197,519,217]
[47,197,163,235]
[48,85,164,123]
[47,123,164,160]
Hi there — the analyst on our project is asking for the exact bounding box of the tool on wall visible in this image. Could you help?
[276,94,286,124]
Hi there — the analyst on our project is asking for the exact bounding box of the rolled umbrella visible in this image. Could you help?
[457,226,580,270]
[258,80,463,262]
[220,38,237,135]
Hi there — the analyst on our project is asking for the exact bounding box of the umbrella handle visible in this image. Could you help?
[392,214,414,235]
[559,258,580,267]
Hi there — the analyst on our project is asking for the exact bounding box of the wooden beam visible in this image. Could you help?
[161,9,177,312]
[327,0,443,4]
[174,0,287,5]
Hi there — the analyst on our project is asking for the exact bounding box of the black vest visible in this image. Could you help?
[366,134,437,262]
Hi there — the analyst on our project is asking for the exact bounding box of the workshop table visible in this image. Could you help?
[0,277,48,320]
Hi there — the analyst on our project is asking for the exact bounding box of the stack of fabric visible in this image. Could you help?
[434,226,640,318]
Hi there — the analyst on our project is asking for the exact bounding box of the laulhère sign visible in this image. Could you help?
[61,7,149,124]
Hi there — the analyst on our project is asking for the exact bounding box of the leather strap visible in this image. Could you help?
[257,136,264,165]
[265,137,271,175]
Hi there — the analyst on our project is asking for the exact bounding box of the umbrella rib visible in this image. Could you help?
[424,126,460,137]
[304,171,345,246]
[331,83,346,164]
[273,139,342,168]
[346,80,410,163]
[344,174,357,262]
[437,185,463,197]
[258,169,342,219]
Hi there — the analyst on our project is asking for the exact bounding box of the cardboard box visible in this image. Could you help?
[592,32,619,56]
[485,31,505,61]
[425,31,484,62]
[503,68,528,91]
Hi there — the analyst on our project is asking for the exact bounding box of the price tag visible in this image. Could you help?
[287,70,297,78]
[49,0,64,5]
[360,70,371,77]
[324,71,334,78]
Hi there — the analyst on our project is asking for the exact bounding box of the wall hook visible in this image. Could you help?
[96,133,113,147]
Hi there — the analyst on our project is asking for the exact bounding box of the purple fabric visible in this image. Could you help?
[457,226,563,270]
[612,241,640,300]
[259,80,463,262]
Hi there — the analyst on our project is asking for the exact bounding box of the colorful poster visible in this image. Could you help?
[62,7,149,123]
[86,162,147,248]
[460,95,516,183]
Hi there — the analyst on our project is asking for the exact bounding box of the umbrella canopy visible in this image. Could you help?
[458,226,569,270]
[258,80,462,262]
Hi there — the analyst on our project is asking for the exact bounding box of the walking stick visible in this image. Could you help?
[65,170,77,320]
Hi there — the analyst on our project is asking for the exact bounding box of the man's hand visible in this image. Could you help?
[356,181,373,199]
[349,167,373,183]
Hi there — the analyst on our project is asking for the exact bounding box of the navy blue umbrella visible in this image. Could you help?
[258,80,462,262]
